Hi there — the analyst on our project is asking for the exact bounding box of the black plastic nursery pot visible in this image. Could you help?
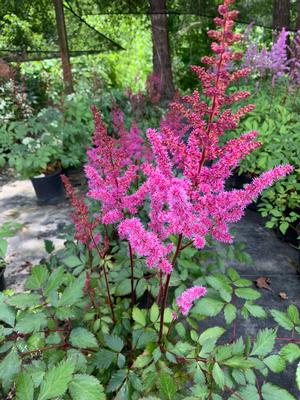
[30,169,65,206]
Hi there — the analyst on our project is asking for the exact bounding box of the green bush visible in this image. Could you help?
[236,86,300,238]
[0,233,300,399]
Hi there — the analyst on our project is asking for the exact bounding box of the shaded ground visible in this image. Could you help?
[0,173,84,291]
[0,174,300,395]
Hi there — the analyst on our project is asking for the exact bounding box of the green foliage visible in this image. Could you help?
[0,235,299,400]
[234,85,300,240]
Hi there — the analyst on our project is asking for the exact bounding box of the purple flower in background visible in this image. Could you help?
[289,30,300,86]
[269,28,290,85]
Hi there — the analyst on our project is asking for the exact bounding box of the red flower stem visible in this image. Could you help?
[276,337,300,342]
[224,385,244,400]
[158,233,183,346]
[128,242,136,305]
[91,233,116,324]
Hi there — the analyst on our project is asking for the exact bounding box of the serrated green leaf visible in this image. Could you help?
[261,383,296,400]
[150,303,159,322]
[287,305,299,324]
[115,279,131,296]
[25,265,49,290]
[15,312,48,334]
[104,334,124,352]
[163,308,173,323]
[0,296,15,326]
[133,353,152,368]
[192,297,224,316]
[57,275,85,307]
[24,360,46,388]
[223,356,256,369]
[227,267,240,282]
[6,293,41,309]
[69,374,105,400]
[250,328,276,357]
[280,343,300,363]
[38,360,75,400]
[0,348,21,384]
[233,278,252,287]
[16,372,34,400]
[264,355,285,372]
[270,309,294,330]
[230,385,259,400]
[235,288,260,300]
[44,267,64,296]
[199,327,225,345]
[63,255,82,268]
[244,302,267,318]
[212,363,224,389]
[107,369,127,392]
[132,307,146,327]
[94,349,116,369]
[70,327,98,349]
[159,372,176,400]
[224,304,237,324]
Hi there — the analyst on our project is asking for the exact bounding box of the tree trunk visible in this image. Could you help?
[149,0,175,101]
[272,0,291,30]
[53,0,74,94]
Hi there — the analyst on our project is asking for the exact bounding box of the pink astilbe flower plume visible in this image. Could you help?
[176,286,207,315]
[61,175,100,248]
[83,0,293,285]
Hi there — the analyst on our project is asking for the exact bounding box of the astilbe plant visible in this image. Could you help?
[1,1,300,399]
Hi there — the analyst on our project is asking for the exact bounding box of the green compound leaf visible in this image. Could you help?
[287,304,299,324]
[199,327,225,345]
[222,356,256,369]
[104,334,124,352]
[16,372,34,400]
[212,363,224,389]
[37,359,75,400]
[264,355,285,373]
[150,303,159,322]
[94,349,116,369]
[15,312,48,334]
[192,297,225,316]
[224,303,237,325]
[0,295,15,327]
[261,383,296,400]
[6,293,41,309]
[250,328,276,357]
[0,348,21,384]
[244,302,267,318]
[235,288,261,300]
[70,327,98,350]
[107,369,127,393]
[159,372,176,400]
[44,267,65,296]
[228,385,259,400]
[57,275,85,307]
[24,265,49,290]
[280,343,300,363]
[69,374,105,400]
[132,307,146,327]
[270,309,294,331]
